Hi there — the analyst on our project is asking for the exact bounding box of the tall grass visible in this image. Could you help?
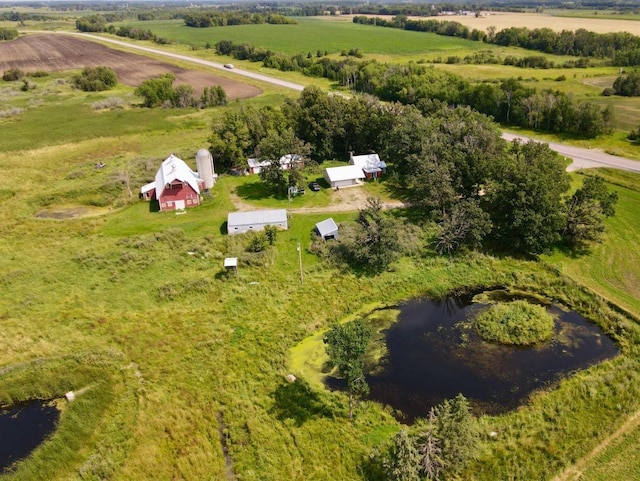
[1,42,640,481]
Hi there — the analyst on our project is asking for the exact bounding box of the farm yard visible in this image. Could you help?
[2,5,640,481]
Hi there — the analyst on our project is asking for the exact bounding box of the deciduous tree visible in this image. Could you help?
[323,319,372,419]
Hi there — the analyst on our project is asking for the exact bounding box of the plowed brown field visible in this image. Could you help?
[0,34,261,98]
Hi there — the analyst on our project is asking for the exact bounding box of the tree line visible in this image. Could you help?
[183,11,295,28]
[215,40,612,138]
[352,15,640,66]
[210,87,617,257]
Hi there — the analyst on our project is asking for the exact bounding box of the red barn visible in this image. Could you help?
[140,154,204,211]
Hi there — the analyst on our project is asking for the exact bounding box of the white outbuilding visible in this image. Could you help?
[315,218,339,240]
[323,165,365,189]
[227,209,288,235]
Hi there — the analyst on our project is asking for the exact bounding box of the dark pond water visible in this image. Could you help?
[0,400,60,473]
[327,293,619,423]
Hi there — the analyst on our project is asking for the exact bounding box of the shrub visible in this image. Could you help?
[28,71,48,78]
[474,300,555,345]
[73,66,118,92]
[0,27,18,40]
[2,68,24,81]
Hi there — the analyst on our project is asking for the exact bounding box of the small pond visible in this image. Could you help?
[0,400,60,473]
[326,292,619,422]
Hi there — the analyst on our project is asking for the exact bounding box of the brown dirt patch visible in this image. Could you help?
[0,34,261,99]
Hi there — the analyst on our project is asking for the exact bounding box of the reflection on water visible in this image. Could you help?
[0,400,60,473]
[327,293,618,423]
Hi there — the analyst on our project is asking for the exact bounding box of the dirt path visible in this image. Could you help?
[228,185,406,213]
[551,408,640,481]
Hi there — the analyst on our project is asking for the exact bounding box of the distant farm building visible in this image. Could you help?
[227,209,288,235]
[323,165,366,189]
[247,154,303,174]
[349,153,387,179]
[247,158,271,175]
[315,218,339,240]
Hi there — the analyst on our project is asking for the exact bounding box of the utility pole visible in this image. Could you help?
[297,242,303,285]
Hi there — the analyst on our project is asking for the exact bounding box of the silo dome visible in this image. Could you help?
[195,148,216,190]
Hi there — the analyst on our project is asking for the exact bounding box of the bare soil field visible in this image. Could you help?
[0,34,261,99]
[336,13,640,35]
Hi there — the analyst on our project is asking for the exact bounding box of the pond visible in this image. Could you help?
[0,400,60,473]
[326,292,619,422]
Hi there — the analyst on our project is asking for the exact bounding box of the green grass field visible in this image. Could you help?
[3,25,640,481]
[114,17,488,58]
[546,170,640,315]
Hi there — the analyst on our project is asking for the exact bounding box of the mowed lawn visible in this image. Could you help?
[546,170,640,316]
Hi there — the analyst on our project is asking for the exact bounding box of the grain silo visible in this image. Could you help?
[195,148,216,190]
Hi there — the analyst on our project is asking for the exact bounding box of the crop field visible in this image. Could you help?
[2,28,640,481]
[113,17,488,59]
[365,12,640,35]
[0,34,261,99]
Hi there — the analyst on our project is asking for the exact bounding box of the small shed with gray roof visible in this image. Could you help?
[227,209,288,235]
[315,218,339,240]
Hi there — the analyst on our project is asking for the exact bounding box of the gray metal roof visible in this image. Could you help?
[228,209,288,227]
[316,218,338,237]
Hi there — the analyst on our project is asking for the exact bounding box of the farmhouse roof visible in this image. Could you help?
[324,165,366,182]
[228,209,288,227]
[155,154,201,195]
[350,153,387,173]
[247,158,272,169]
[316,218,338,238]
[279,154,303,165]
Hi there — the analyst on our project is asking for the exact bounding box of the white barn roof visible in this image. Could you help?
[155,154,201,196]
[324,165,366,182]
[316,218,338,238]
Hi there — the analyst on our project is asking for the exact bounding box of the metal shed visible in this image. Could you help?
[227,209,288,235]
[315,218,339,240]
[323,165,365,188]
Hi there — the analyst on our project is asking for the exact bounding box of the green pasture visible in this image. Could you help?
[3,32,640,481]
[546,169,640,315]
[114,17,488,58]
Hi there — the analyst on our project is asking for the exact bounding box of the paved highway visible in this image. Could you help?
[502,133,640,173]
[52,32,640,174]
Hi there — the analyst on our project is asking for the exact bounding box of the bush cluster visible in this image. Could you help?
[474,300,555,345]
[73,66,118,92]
[2,68,24,81]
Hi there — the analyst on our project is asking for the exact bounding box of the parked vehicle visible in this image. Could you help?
[309,182,321,192]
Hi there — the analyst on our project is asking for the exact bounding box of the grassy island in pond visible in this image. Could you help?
[475,300,555,346]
